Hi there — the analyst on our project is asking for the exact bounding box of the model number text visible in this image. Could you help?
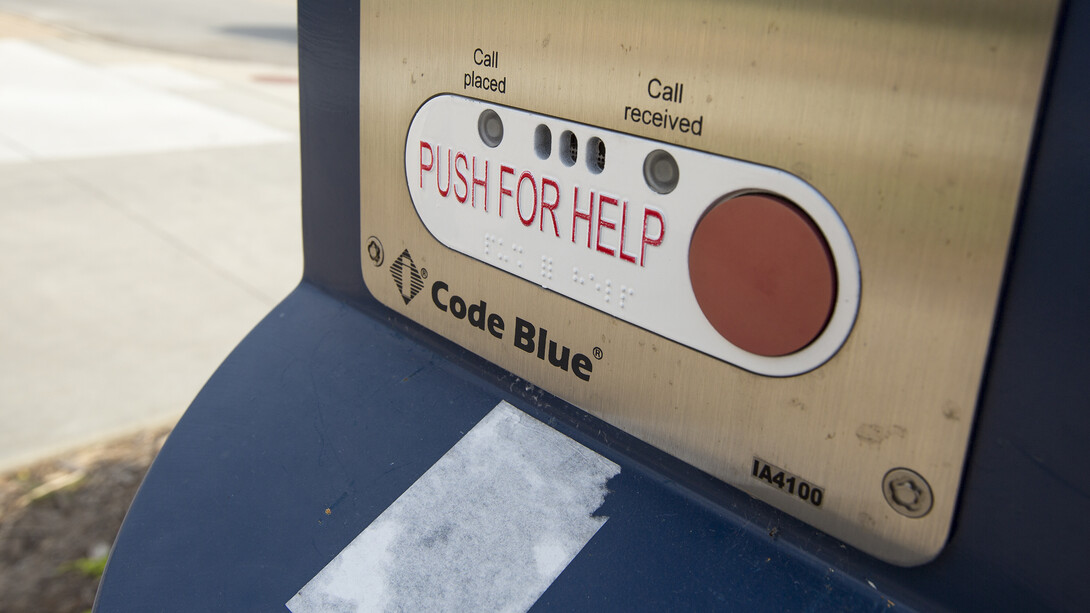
[752,457,824,507]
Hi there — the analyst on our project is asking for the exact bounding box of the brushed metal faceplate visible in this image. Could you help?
[359,0,1057,565]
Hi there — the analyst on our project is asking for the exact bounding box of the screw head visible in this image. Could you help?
[366,236,384,267]
[882,468,933,518]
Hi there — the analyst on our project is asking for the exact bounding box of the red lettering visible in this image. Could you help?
[540,177,560,238]
[435,146,451,197]
[596,194,618,256]
[641,207,665,266]
[618,201,638,263]
[419,141,433,188]
[499,165,515,217]
[454,152,468,203]
[471,157,488,210]
[571,187,594,248]
[516,171,537,226]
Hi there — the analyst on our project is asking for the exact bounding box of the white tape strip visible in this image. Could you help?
[287,401,620,613]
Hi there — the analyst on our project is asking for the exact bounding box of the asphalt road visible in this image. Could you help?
[0,0,297,65]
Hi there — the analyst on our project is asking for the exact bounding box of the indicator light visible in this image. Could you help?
[643,149,679,194]
[477,109,504,147]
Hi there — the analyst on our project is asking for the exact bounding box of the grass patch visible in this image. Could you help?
[59,555,107,579]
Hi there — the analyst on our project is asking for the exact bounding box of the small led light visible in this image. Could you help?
[643,149,679,194]
[478,109,504,148]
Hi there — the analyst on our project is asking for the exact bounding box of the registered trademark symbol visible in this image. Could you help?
[421,268,429,279]
[593,347,603,360]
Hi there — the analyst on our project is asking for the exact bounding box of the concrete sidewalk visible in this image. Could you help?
[0,13,303,470]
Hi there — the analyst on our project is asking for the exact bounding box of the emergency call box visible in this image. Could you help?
[358,0,1059,565]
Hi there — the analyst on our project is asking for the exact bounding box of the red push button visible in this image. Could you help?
[689,194,836,357]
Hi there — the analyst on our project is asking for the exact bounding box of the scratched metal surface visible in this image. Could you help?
[357,0,1058,564]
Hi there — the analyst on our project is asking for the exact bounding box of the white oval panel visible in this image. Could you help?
[404,94,859,376]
